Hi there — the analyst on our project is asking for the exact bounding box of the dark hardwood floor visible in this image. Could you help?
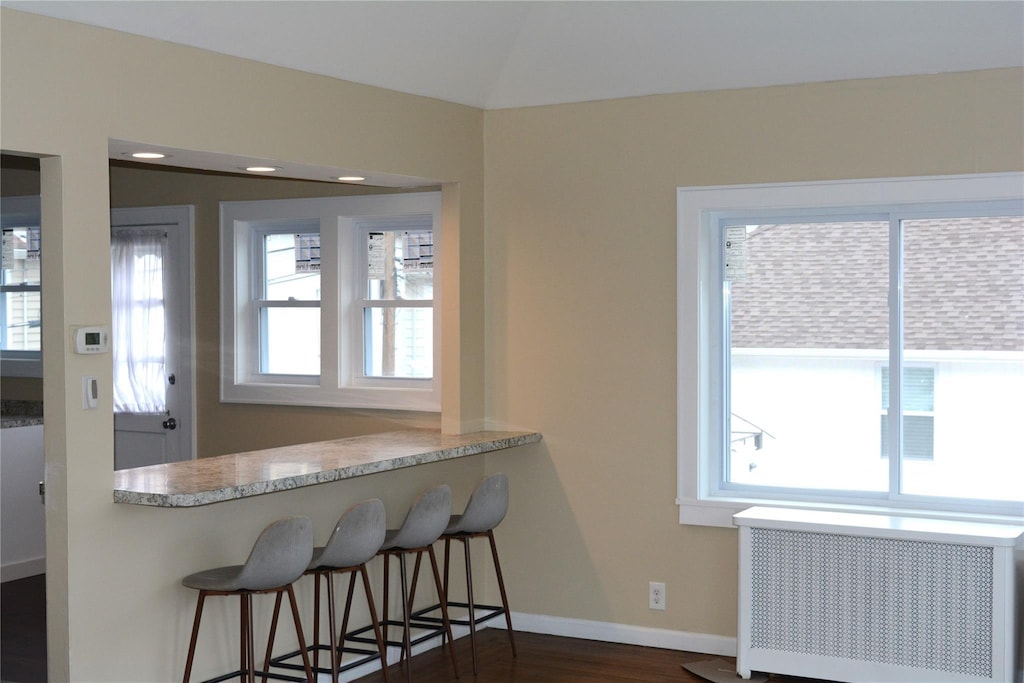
[354,629,738,683]
[1,574,47,683]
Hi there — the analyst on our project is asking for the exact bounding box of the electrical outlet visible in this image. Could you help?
[649,581,665,610]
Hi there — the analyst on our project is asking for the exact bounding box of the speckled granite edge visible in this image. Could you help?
[1,416,44,429]
[1,399,43,428]
[113,430,542,508]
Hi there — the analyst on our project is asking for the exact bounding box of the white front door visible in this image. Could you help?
[111,205,194,470]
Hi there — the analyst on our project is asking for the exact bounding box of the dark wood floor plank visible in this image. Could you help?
[354,629,735,683]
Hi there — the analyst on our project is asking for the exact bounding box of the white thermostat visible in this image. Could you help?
[73,326,110,354]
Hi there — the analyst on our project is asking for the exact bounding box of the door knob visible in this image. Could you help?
[162,417,177,430]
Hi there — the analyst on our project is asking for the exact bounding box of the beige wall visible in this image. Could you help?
[483,68,1024,638]
[2,6,1022,680]
[1,9,486,681]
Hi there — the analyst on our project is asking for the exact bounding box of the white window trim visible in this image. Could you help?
[220,192,441,411]
[677,173,1024,528]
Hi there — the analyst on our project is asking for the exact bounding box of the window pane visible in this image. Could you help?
[260,307,320,375]
[366,230,433,301]
[728,221,889,492]
[900,216,1024,501]
[1,227,41,351]
[263,232,320,301]
[0,290,41,351]
[2,227,41,285]
[363,306,432,378]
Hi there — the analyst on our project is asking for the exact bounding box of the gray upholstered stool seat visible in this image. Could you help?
[267,499,390,683]
[181,516,315,683]
[349,484,459,683]
[410,473,516,675]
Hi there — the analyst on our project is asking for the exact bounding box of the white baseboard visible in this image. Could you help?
[507,612,736,657]
[1,556,45,583]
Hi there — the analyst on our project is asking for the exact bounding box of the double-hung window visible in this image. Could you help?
[677,174,1023,526]
[221,192,441,411]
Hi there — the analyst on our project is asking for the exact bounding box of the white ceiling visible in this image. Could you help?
[7,1,1024,110]
[7,0,1022,185]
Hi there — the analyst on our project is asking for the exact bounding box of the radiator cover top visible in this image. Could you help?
[749,527,994,678]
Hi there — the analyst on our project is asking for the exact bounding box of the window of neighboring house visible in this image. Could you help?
[677,174,1023,526]
[220,192,441,411]
[1,196,42,377]
[880,366,934,460]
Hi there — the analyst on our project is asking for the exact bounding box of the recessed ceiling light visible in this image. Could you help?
[336,176,366,182]
[130,152,168,159]
[245,166,278,173]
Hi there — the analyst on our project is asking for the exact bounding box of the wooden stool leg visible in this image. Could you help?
[262,592,284,683]
[312,572,322,674]
[398,553,413,683]
[489,530,517,657]
[441,537,452,647]
[335,570,358,682]
[327,571,340,683]
[428,546,460,679]
[241,594,255,683]
[462,538,478,675]
[286,584,315,682]
[382,553,390,655]
[405,551,424,626]
[182,591,206,683]
[360,565,390,683]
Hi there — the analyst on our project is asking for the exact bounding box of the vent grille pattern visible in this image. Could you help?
[749,528,993,678]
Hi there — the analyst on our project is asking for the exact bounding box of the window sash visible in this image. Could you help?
[709,200,1022,515]
[684,184,1019,520]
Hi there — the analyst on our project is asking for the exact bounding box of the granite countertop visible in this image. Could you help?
[0,399,43,428]
[113,428,541,507]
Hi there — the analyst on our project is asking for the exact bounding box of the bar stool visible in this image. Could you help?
[268,499,390,683]
[411,473,516,675]
[351,484,459,683]
[181,516,315,683]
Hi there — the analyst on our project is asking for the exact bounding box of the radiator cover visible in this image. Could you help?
[735,507,1023,683]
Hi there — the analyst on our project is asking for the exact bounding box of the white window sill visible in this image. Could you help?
[221,381,439,413]
[678,496,1024,529]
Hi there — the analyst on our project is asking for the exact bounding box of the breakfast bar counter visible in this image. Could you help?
[114,428,541,507]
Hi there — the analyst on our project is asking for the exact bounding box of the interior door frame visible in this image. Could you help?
[110,204,196,463]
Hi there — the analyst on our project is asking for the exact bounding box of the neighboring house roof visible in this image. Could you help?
[730,216,1024,352]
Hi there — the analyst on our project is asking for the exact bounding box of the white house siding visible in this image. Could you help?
[730,350,1023,502]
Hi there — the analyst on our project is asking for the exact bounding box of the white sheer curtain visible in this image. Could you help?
[111,229,167,414]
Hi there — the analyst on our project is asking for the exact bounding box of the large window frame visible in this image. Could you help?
[221,192,441,411]
[677,173,1023,527]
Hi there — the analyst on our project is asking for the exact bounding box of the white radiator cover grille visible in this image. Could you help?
[749,527,993,678]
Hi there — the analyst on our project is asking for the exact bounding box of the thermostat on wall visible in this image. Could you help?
[73,326,110,354]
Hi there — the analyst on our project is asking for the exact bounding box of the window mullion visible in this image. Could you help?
[887,216,903,500]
